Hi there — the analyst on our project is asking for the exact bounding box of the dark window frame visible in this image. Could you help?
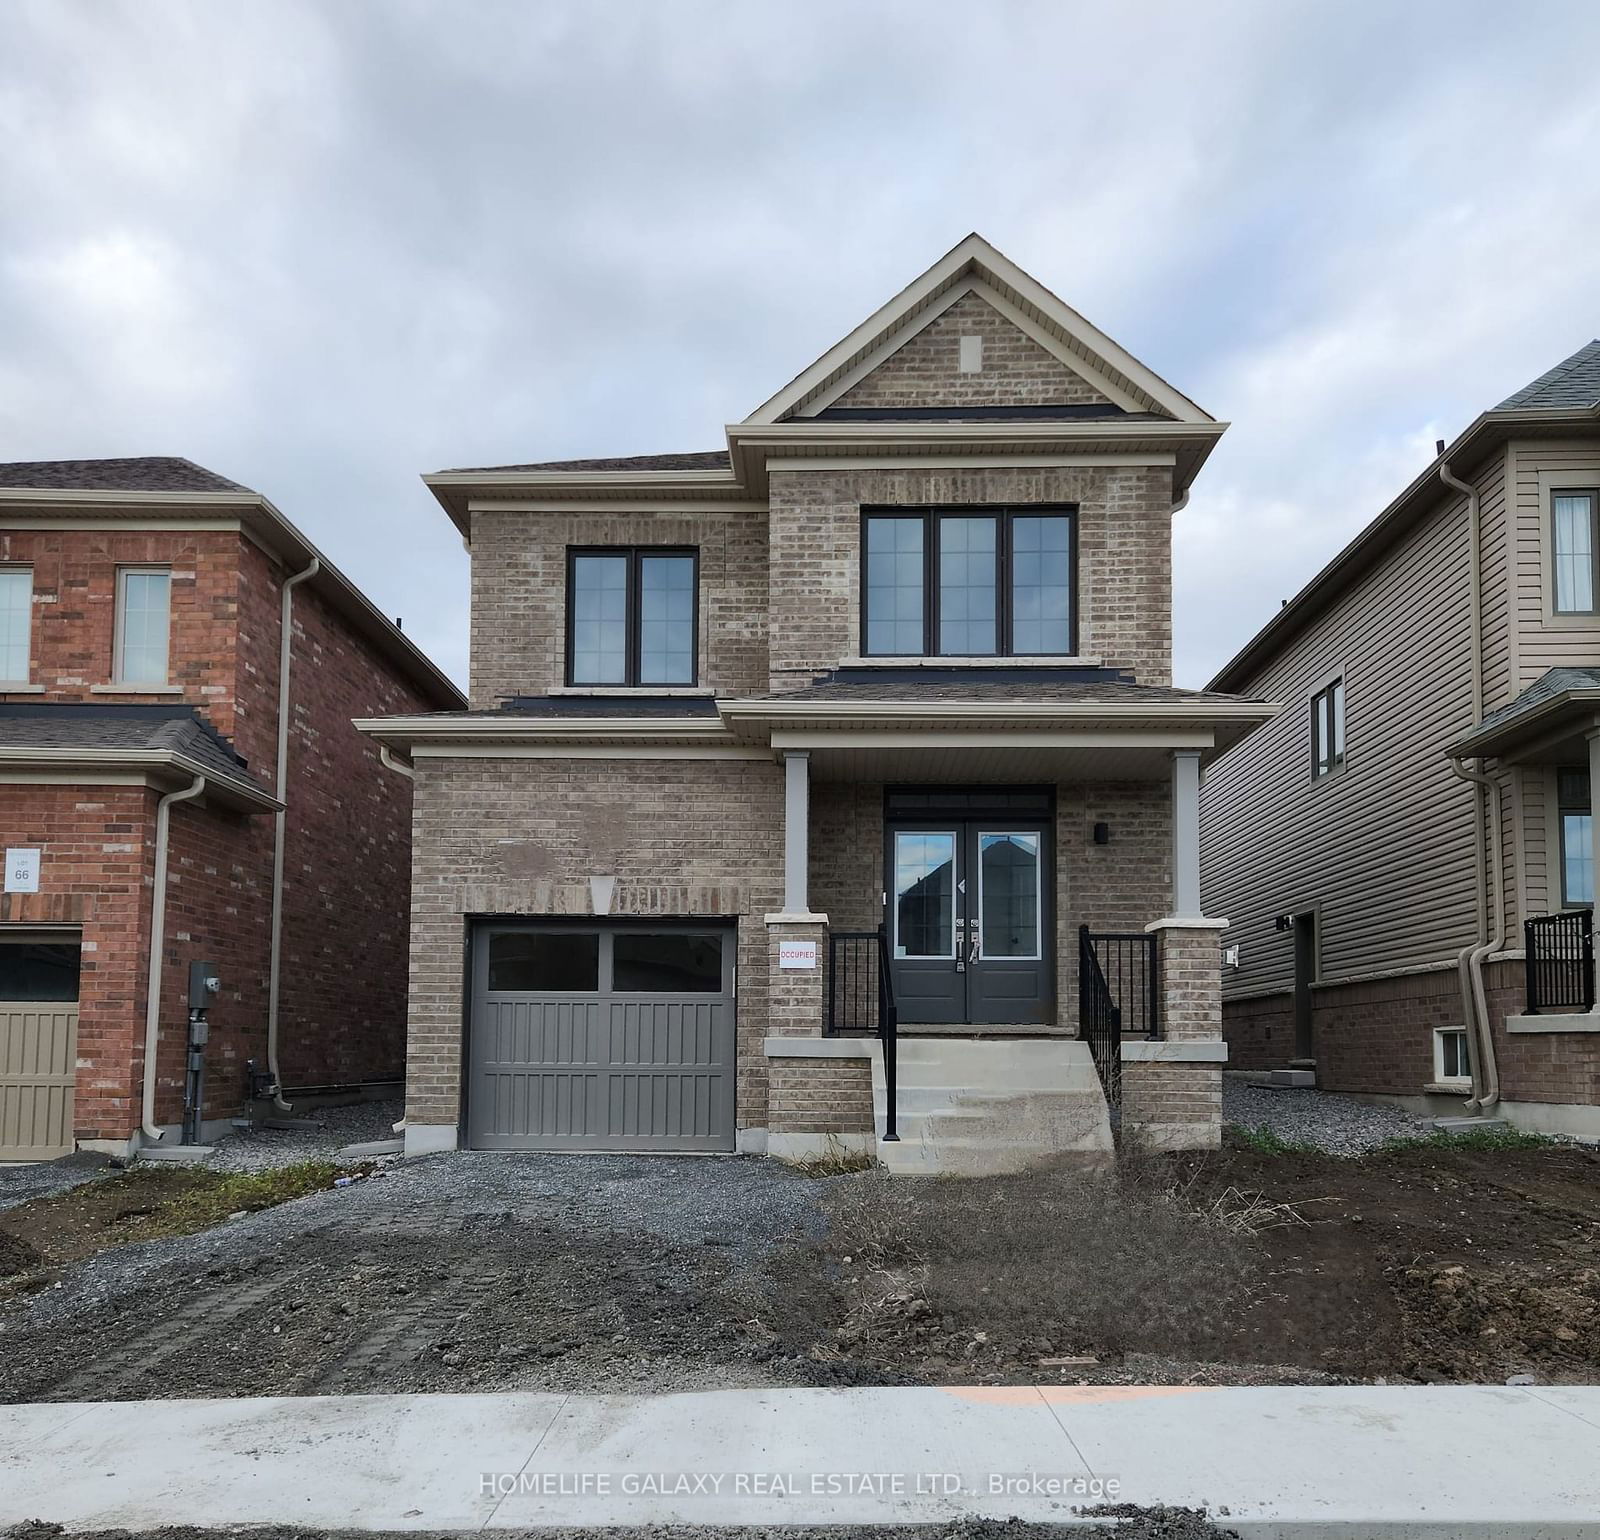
[858,506,1079,659]
[1551,488,1600,616]
[1557,765,1593,908]
[564,545,700,688]
[1310,676,1345,780]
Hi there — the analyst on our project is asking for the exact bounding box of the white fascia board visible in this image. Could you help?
[767,728,1219,751]
[721,699,1277,725]
[0,747,281,811]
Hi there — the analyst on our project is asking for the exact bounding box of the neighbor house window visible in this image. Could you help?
[114,567,172,684]
[1311,677,1345,779]
[1559,767,1593,906]
[1553,490,1600,614]
[1434,1027,1471,1085]
[0,568,32,682]
[862,508,1075,658]
[567,548,697,686]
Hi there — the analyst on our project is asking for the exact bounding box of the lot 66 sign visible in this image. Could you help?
[5,848,40,894]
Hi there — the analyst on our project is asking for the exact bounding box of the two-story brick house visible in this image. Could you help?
[0,457,463,1159]
[360,237,1274,1171]
[1202,342,1600,1139]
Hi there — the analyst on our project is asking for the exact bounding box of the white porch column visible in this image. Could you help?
[1588,730,1600,909]
[783,750,811,916]
[1171,748,1203,918]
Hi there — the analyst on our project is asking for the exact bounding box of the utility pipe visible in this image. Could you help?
[1449,757,1504,1112]
[141,773,207,1142]
[1440,457,1502,1113]
[378,744,414,780]
[266,557,320,1112]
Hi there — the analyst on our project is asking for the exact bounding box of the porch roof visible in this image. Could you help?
[1447,668,1600,762]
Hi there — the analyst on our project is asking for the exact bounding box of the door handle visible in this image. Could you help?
[954,917,965,972]
[968,928,981,966]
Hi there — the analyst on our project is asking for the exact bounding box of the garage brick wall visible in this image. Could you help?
[767,1057,874,1134]
[406,754,785,1131]
[765,464,1175,692]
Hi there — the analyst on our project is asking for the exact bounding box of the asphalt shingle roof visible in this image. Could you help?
[1465,667,1600,740]
[0,703,263,796]
[1497,341,1600,411]
[442,451,730,475]
[743,677,1258,706]
[0,457,252,494]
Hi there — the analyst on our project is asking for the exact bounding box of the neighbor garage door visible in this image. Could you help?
[0,936,82,1161]
[466,921,736,1152]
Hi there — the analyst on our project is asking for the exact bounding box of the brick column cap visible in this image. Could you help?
[764,912,830,926]
[1145,915,1229,933]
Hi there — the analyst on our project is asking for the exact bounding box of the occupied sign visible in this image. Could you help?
[778,939,818,970]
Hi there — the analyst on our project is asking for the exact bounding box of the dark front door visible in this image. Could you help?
[886,817,1053,1025]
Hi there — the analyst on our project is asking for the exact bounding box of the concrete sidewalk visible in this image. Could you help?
[1,1384,1597,1536]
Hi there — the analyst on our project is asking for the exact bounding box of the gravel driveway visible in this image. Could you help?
[1223,1077,1434,1154]
[0,1150,831,1404]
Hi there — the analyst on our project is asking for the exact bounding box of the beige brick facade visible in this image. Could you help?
[766,1057,874,1135]
[833,291,1114,411]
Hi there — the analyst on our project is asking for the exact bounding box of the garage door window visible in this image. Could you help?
[0,941,81,1001]
[487,932,599,992]
[613,933,722,992]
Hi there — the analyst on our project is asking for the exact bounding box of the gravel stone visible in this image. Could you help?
[205,1098,407,1171]
[1223,1078,1434,1154]
[0,1152,116,1214]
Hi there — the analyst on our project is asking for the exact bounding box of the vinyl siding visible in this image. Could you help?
[1202,459,1500,1000]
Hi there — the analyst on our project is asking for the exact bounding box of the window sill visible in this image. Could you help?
[550,685,713,697]
[1424,1080,1472,1095]
[89,683,184,696]
[1506,1011,1600,1034]
[0,683,44,694]
[838,655,1104,670]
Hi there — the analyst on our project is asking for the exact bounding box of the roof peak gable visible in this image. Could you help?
[744,233,1212,426]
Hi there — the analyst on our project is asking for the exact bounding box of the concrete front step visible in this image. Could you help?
[868,1037,1112,1176]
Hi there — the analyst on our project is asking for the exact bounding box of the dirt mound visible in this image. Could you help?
[0,1230,40,1278]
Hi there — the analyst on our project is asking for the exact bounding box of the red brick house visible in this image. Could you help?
[0,458,463,1159]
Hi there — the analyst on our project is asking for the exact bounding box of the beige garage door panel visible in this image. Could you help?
[0,1004,78,1160]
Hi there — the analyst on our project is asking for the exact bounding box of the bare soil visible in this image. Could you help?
[1,1138,1597,1403]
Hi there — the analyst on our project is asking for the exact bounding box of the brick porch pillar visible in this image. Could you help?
[1121,917,1229,1148]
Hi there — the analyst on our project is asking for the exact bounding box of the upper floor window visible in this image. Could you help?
[0,568,32,683]
[1553,490,1599,615]
[1558,766,1592,906]
[861,507,1075,658]
[115,567,172,684]
[1311,677,1345,779]
[566,547,697,686]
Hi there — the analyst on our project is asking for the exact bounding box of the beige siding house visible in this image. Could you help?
[361,235,1273,1172]
[1202,341,1600,1136]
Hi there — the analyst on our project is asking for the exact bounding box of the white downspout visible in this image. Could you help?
[141,773,207,1143]
[1440,458,1502,1113]
[266,557,320,1112]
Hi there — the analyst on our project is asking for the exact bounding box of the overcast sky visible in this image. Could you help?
[3,0,1598,689]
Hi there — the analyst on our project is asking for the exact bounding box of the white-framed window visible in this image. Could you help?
[0,567,32,682]
[114,567,172,685]
[1434,1026,1471,1085]
[1552,489,1600,615]
[1311,676,1345,779]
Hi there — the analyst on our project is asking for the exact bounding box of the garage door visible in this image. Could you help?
[0,937,82,1160]
[467,922,736,1152]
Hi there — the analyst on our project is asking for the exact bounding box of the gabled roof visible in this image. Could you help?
[744,233,1214,426]
[444,451,730,475]
[0,703,280,811]
[0,457,463,710]
[1447,667,1600,759]
[1497,340,1600,410]
[1209,340,1600,694]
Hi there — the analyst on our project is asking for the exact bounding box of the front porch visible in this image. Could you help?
[730,681,1259,1170]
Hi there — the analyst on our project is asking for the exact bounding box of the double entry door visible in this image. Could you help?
[886,813,1053,1025]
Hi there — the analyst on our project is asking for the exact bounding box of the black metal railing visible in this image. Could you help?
[826,927,899,1143]
[1078,925,1160,1108]
[1524,909,1595,1013]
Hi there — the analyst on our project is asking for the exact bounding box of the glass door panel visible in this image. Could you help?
[977,831,1041,960]
[893,830,957,959]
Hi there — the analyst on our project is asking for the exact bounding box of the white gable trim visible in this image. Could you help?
[793,277,1147,418]
[744,234,1212,426]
